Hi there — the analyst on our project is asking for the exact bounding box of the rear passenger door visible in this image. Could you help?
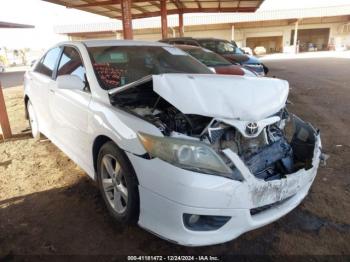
[29,47,61,136]
[49,45,91,168]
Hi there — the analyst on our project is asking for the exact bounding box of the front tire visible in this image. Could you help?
[262,63,269,75]
[97,141,139,224]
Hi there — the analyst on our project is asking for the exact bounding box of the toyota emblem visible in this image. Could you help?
[246,122,259,135]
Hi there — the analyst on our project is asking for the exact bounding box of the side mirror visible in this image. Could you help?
[56,75,85,90]
[208,67,216,73]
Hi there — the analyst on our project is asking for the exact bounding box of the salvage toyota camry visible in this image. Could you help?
[24,40,322,246]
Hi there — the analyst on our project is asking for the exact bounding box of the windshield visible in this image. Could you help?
[235,47,245,54]
[186,48,231,67]
[88,45,213,90]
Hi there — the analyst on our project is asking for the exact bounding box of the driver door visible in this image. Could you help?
[49,45,91,167]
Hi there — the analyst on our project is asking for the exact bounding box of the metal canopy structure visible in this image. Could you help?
[0,21,34,28]
[43,0,264,39]
[44,0,264,19]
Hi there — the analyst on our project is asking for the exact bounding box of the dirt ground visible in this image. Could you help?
[0,58,349,258]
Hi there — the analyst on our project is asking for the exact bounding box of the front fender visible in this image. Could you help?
[89,100,162,155]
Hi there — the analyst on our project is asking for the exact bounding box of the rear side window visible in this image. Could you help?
[183,41,199,46]
[57,46,86,82]
[173,40,186,45]
[34,47,61,78]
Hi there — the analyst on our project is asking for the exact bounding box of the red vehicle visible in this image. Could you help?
[176,45,257,77]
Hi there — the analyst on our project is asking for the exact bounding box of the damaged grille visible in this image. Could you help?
[250,195,294,216]
[244,136,294,181]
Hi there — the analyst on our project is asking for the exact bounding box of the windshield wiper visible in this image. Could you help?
[108,75,152,95]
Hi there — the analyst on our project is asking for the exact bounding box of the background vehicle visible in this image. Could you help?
[241,46,253,55]
[24,40,321,246]
[0,62,5,72]
[30,59,36,67]
[161,37,268,76]
[176,44,257,77]
[253,46,267,56]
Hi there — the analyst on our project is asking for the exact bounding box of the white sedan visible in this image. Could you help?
[24,40,322,246]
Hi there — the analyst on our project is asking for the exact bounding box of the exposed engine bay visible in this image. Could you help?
[110,78,317,181]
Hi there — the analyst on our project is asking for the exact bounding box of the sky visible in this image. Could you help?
[0,0,350,49]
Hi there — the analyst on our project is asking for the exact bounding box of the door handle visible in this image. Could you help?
[49,89,55,94]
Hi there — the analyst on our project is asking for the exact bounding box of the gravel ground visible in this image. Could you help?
[0,58,349,259]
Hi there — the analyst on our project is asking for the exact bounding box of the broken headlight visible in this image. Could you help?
[137,132,232,177]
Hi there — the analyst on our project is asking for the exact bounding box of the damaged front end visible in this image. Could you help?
[228,113,320,182]
[108,74,322,206]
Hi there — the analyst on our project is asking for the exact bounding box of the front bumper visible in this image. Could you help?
[243,64,265,77]
[127,135,321,246]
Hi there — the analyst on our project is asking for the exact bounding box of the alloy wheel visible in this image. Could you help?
[100,154,128,214]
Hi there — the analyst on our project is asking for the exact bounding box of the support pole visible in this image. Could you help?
[121,0,133,40]
[293,20,299,54]
[179,12,184,37]
[161,0,168,39]
[231,24,235,41]
[0,81,12,139]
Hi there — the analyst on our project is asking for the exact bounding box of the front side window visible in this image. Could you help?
[216,40,244,55]
[186,48,231,67]
[88,45,213,90]
[198,40,217,52]
[34,47,61,78]
[216,41,236,54]
[57,46,86,83]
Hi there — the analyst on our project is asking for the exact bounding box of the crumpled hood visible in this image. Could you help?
[152,74,289,121]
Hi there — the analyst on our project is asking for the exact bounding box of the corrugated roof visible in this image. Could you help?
[43,0,264,19]
[54,4,350,34]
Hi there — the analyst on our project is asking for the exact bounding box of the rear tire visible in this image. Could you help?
[97,141,139,224]
[27,100,41,140]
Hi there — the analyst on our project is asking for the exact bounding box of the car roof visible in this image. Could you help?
[162,37,194,41]
[58,39,171,48]
[162,37,228,42]
[174,44,202,51]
